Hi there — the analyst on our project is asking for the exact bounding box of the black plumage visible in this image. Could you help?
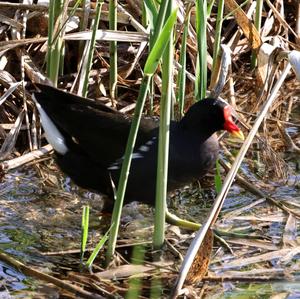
[33,84,243,208]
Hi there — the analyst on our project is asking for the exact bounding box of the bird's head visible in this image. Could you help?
[180,98,244,140]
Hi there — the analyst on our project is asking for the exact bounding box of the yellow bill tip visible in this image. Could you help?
[230,130,244,141]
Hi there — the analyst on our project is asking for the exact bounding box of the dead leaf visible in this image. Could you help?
[283,214,298,248]
[94,264,155,280]
[186,229,214,283]
[214,247,300,270]
[225,0,261,51]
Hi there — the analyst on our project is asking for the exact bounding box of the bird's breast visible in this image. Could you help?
[167,133,219,188]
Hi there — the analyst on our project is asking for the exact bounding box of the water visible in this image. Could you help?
[0,153,300,297]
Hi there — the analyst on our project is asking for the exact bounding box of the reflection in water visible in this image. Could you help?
[0,262,26,292]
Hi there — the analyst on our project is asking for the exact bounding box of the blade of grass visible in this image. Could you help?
[81,0,104,97]
[109,0,117,101]
[125,245,146,299]
[207,0,216,16]
[150,277,163,299]
[80,205,89,263]
[195,0,207,100]
[106,75,151,265]
[214,159,222,193]
[176,6,191,117]
[144,8,178,75]
[47,0,83,85]
[106,7,178,264]
[211,0,225,80]
[147,0,168,114]
[143,0,158,32]
[47,0,63,85]
[86,225,112,270]
[251,0,263,68]
[153,0,175,250]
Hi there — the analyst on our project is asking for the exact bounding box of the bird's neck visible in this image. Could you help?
[178,119,218,141]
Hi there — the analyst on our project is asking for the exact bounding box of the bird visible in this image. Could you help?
[33,84,244,210]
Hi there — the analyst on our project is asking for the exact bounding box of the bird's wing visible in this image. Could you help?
[34,84,158,165]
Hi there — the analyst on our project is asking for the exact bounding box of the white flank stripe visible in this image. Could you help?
[33,94,68,155]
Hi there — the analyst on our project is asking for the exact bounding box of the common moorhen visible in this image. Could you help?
[33,84,244,209]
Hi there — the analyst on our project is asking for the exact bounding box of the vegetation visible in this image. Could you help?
[0,0,299,298]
